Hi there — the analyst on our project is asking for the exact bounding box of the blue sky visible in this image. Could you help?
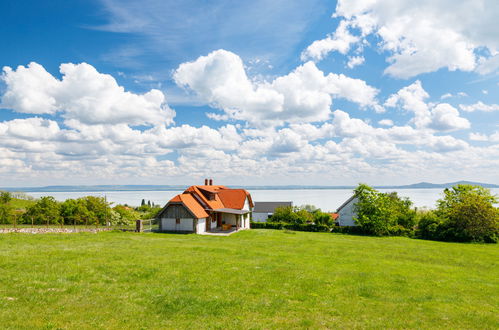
[1,0,498,187]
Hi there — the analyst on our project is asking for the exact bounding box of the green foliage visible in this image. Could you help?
[250,221,330,232]
[0,192,14,224]
[83,196,110,225]
[415,210,443,240]
[60,198,92,225]
[269,205,332,227]
[432,185,499,243]
[1,191,13,204]
[113,205,138,221]
[22,196,61,225]
[141,206,162,220]
[269,206,299,223]
[353,184,416,236]
[313,211,334,226]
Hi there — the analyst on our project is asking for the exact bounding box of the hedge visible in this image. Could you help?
[331,225,414,237]
[250,222,330,232]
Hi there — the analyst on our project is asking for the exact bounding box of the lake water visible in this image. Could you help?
[28,188,499,211]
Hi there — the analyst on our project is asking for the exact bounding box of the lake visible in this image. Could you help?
[27,188,499,211]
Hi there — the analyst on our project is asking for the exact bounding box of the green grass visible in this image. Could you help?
[0,230,497,329]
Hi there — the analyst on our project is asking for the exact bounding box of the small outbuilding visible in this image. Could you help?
[252,201,293,222]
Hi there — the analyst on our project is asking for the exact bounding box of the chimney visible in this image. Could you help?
[204,178,208,185]
[209,178,213,186]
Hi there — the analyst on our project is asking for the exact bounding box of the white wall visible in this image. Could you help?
[252,212,270,222]
[338,197,358,226]
[196,218,206,233]
[161,218,176,231]
[243,198,251,212]
[160,218,194,232]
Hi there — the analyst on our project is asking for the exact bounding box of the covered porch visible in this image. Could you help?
[205,208,251,232]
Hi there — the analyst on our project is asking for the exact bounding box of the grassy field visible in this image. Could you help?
[0,230,497,329]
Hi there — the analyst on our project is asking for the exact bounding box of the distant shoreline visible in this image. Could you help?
[2,181,498,192]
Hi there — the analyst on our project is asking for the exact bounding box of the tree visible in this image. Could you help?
[313,211,333,226]
[60,198,91,226]
[353,184,415,236]
[436,185,498,242]
[270,206,300,223]
[83,196,111,225]
[0,191,12,204]
[23,196,61,225]
[0,192,13,224]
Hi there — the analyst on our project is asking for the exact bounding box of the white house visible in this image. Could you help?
[252,201,292,222]
[336,195,359,226]
[156,179,253,233]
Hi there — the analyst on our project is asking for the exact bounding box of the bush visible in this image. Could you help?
[331,226,367,235]
[436,186,498,243]
[250,222,330,232]
[269,205,332,227]
[415,185,499,243]
[415,211,442,240]
[353,184,416,236]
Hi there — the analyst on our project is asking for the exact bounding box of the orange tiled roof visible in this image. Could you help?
[218,189,253,209]
[187,186,225,210]
[170,195,182,202]
[165,184,253,218]
[179,194,209,218]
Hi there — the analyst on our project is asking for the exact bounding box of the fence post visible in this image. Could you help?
[136,220,143,233]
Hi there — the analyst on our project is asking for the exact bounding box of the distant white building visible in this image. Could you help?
[252,201,292,222]
[336,195,359,226]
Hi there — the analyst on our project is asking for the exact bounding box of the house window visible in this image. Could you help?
[176,218,180,224]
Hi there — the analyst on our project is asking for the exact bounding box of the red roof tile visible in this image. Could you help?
[165,184,253,218]
[179,194,209,218]
[218,189,251,209]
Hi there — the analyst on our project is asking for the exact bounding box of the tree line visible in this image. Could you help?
[252,183,498,243]
[0,192,162,227]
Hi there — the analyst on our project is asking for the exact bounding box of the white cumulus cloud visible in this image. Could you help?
[459,101,499,112]
[174,49,380,126]
[303,0,499,78]
[1,62,175,126]
[385,81,470,131]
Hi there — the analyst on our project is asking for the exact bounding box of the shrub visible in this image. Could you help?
[415,211,442,240]
[415,185,499,243]
[353,184,416,236]
[436,186,498,243]
[250,222,330,232]
[331,226,367,235]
